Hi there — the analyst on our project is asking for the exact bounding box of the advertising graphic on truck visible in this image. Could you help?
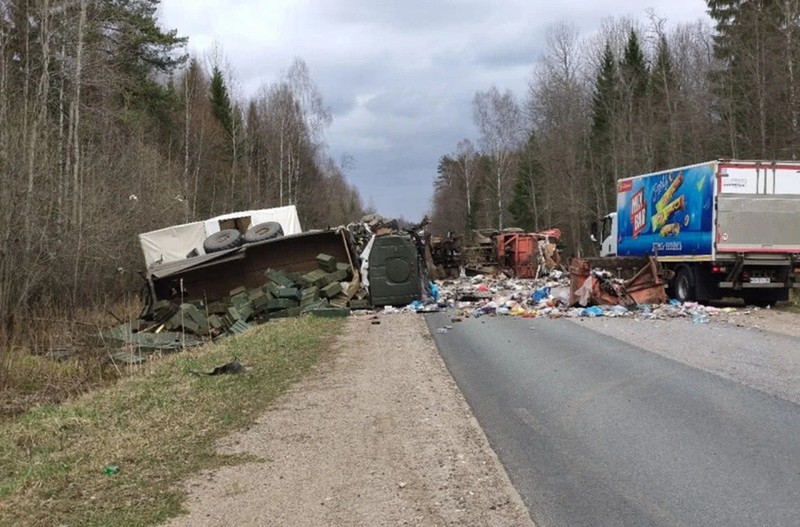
[616,163,714,257]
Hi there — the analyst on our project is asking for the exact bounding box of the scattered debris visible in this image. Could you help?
[569,256,670,307]
[366,264,751,325]
[105,209,758,363]
[190,357,247,376]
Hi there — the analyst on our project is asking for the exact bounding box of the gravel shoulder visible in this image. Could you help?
[573,307,800,405]
[166,313,534,527]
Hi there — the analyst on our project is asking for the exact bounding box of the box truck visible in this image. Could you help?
[593,160,800,305]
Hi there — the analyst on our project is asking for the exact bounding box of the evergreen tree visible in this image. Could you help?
[621,29,648,102]
[618,29,650,172]
[650,35,678,167]
[591,43,619,156]
[650,35,675,106]
[97,0,187,127]
[589,42,619,214]
[509,132,543,231]
[707,0,791,157]
[209,66,234,136]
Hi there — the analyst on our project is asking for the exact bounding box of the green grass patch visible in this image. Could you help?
[0,316,343,526]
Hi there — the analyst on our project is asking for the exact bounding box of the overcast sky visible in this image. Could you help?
[159,1,711,222]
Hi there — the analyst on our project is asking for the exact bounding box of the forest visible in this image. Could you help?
[0,0,365,339]
[431,0,800,257]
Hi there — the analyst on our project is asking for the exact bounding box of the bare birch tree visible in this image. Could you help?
[473,86,523,229]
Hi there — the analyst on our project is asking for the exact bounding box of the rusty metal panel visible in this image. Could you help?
[496,233,537,278]
[570,256,669,307]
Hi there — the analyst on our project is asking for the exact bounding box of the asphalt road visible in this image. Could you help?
[425,313,800,527]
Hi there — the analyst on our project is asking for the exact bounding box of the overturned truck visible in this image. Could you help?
[426,228,562,279]
[135,208,426,336]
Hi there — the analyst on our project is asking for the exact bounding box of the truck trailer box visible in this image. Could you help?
[601,159,800,304]
[615,160,800,259]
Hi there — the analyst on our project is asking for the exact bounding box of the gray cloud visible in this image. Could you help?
[159,0,710,221]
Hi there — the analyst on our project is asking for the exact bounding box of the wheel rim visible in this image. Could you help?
[676,274,689,301]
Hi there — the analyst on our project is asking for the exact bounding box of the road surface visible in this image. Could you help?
[426,313,800,527]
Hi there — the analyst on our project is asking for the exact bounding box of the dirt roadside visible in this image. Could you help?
[166,313,534,527]
[714,306,800,338]
[164,303,797,526]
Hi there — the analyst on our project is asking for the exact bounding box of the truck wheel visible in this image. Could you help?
[203,229,244,253]
[673,267,695,303]
[243,222,283,243]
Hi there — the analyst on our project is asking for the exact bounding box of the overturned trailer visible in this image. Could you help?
[141,228,360,313]
[425,229,563,279]
[137,207,428,320]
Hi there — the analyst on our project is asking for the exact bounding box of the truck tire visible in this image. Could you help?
[672,267,695,303]
[203,229,244,253]
[243,222,283,243]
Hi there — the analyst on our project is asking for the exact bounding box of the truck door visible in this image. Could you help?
[600,213,617,257]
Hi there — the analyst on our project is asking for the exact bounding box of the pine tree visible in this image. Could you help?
[591,43,619,157]
[209,66,233,136]
[509,132,543,231]
[589,42,619,215]
[621,30,648,102]
[97,0,187,128]
[618,29,650,172]
[707,0,790,157]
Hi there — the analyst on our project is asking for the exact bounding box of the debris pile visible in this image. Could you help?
[102,252,359,353]
[420,227,565,281]
[386,272,746,324]
[569,257,669,307]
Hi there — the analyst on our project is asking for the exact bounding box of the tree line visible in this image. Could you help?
[431,0,800,256]
[0,0,365,335]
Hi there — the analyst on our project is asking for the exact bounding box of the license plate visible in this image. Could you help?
[750,277,770,284]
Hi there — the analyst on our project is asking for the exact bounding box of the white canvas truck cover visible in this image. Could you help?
[139,205,302,268]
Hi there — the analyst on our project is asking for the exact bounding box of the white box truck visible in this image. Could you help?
[594,160,800,305]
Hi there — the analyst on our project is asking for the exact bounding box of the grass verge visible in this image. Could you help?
[1,297,143,417]
[0,316,343,527]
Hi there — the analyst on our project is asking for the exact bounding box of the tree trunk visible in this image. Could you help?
[279,118,285,206]
[183,73,191,222]
[70,0,87,305]
[784,0,799,157]
[25,0,50,251]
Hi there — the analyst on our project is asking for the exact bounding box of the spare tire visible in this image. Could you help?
[203,229,244,253]
[243,221,284,243]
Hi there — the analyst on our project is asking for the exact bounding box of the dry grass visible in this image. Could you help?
[0,316,343,526]
[0,297,143,417]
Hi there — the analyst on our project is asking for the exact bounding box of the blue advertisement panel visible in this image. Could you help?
[617,163,714,257]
